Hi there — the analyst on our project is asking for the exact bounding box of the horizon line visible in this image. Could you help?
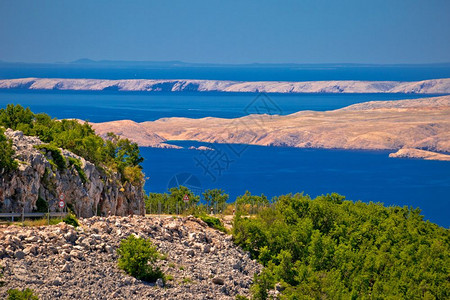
[1,59,450,68]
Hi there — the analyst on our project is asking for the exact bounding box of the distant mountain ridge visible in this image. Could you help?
[1,77,450,94]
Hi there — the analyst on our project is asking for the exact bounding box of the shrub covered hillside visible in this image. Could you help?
[0,127,18,173]
[0,104,143,184]
[232,193,449,299]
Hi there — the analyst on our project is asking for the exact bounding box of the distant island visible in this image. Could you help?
[90,95,450,161]
[1,77,450,94]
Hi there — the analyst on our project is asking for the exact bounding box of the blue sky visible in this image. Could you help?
[1,0,449,64]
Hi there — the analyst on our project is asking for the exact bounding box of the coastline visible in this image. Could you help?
[90,95,450,161]
[1,77,450,94]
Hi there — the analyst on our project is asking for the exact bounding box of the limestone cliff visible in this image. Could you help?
[0,129,145,217]
[1,77,450,94]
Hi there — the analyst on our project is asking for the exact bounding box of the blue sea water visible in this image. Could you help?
[0,65,449,227]
[0,90,441,122]
[1,62,450,81]
[141,142,450,227]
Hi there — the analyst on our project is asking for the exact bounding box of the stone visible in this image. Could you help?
[232,260,242,270]
[275,282,285,292]
[64,231,77,243]
[14,250,25,259]
[52,278,62,286]
[156,278,164,288]
[212,276,225,285]
[25,236,39,243]
[61,263,71,272]
[105,245,113,253]
[203,244,211,253]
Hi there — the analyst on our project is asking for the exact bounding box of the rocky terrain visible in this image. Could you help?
[0,215,261,299]
[91,95,450,161]
[0,129,144,217]
[1,77,450,94]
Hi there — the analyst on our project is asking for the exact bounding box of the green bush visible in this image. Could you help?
[34,144,66,171]
[117,235,164,282]
[0,127,18,173]
[197,214,227,233]
[63,213,79,227]
[67,157,87,183]
[0,104,144,184]
[7,288,39,300]
[35,197,48,213]
[233,193,450,299]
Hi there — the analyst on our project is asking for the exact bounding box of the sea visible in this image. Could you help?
[0,64,449,227]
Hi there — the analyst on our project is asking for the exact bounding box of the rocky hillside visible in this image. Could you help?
[1,77,450,94]
[0,215,261,299]
[0,129,144,217]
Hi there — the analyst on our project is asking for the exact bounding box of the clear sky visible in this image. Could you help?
[1,0,449,64]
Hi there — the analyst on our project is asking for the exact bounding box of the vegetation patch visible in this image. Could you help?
[117,235,164,282]
[34,144,66,171]
[35,196,48,213]
[67,157,87,183]
[196,214,227,233]
[63,213,79,227]
[7,288,39,300]
[0,127,18,173]
[233,192,450,299]
[0,104,144,183]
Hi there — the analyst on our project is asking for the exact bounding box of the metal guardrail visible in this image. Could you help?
[0,212,67,218]
[0,211,68,223]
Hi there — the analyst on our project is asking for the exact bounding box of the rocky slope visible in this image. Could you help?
[0,129,144,217]
[0,215,261,299]
[1,77,450,94]
[90,95,450,161]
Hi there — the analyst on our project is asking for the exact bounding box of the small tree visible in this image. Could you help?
[117,235,164,282]
[202,189,229,211]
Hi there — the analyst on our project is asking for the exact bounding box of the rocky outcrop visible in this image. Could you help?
[388,148,450,161]
[1,77,450,94]
[0,215,261,299]
[0,129,144,217]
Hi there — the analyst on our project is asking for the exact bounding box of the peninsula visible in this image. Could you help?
[90,95,450,161]
[1,77,450,94]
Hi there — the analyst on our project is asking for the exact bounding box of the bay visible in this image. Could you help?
[141,142,450,227]
[0,87,448,227]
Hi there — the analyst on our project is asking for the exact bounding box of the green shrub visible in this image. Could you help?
[35,197,48,213]
[0,104,144,184]
[165,274,174,281]
[197,214,227,233]
[233,193,450,299]
[117,235,164,282]
[63,213,79,227]
[67,157,87,183]
[182,277,193,284]
[34,144,66,170]
[0,128,18,173]
[7,288,39,300]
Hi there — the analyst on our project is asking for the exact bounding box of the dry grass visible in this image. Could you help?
[4,218,62,227]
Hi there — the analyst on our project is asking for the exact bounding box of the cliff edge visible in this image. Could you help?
[0,129,145,217]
